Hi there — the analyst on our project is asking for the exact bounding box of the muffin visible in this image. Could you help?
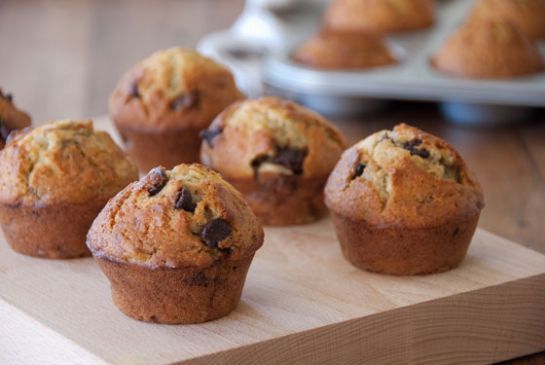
[469,0,545,40]
[432,20,544,78]
[109,47,244,173]
[293,30,397,69]
[0,120,138,258]
[0,89,31,150]
[200,97,346,226]
[325,123,484,275]
[86,164,264,324]
[325,0,435,34]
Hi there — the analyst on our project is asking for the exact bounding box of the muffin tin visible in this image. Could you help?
[262,0,545,124]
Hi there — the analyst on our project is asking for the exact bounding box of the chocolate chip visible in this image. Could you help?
[402,138,429,159]
[170,90,200,111]
[146,167,168,196]
[402,138,422,151]
[199,127,222,147]
[129,80,139,98]
[250,147,308,176]
[251,154,269,174]
[0,90,12,103]
[414,148,430,159]
[0,117,10,143]
[174,186,196,212]
[272,147,307,175]
[201,218,231,249]
[354,163,366,177]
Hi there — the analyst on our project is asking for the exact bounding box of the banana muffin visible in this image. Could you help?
[469,0,545,40]
[109,47,244,172]
[0,89,31,150]
[200,97,346,226]
[325,123,484,275]
[86,164,264,324]
[325,0,435,34]
[0,120,138,258]
[432,19,543,78]
[293,30,398,70]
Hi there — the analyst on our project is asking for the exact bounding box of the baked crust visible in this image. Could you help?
[97,254,254,324]
[325,123,484,275]
[200,97,346,226]
[293,30,397,70]
[87,164,264,268]
[432,19,544,79]
[87,163,263,323]
[109,48,244,170]
[325,0,435,34]
[0,119,138,258]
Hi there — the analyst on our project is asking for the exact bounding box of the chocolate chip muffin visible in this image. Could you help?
[0,120,138,258]
[0,89,31,150]
[86,164,264,324]
[325,0,435,34]
[200,97,346,226]
[109,47,244,172]
[293,30,397,70]
[325,123,484,275]
[432,19,544,79]
[469,0,545,40]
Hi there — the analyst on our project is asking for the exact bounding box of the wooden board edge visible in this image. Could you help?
[181,274,545,365]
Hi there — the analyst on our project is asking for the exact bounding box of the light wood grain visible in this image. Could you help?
[1,214,545,364]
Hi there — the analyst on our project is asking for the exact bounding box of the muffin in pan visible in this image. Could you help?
[0,120,138,258]
[325,0,435,34]
[109,47,244,173]
[200,97,346,226]
[469,0,545,40]
[0,89,31,150]
[293,30,398,70]
[325,123,484,275]
[432,19,544,79]
[86,164,264,324]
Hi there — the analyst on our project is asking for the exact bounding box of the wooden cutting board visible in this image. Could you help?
[1,117,544,365]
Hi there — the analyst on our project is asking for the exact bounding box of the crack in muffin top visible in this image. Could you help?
[200,97,346,179]
[0,120,138,205]
[86,164,264,269]
[109,47,243,131]
[325,123,484,227]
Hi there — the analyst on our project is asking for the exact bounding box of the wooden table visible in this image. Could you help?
[1,1,544,364]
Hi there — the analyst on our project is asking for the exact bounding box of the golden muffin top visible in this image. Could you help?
[110,47,244,131]
[87,164,264,269]
[200,97,346,180]
[325,123,484,227]
[0,120,138,205]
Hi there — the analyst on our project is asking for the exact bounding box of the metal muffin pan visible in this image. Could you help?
[263,0,545,124]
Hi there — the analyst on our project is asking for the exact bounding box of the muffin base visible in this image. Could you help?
[96,254,255,324]
[0,201,106,259]
[228,174,328,226]
[115,124,201,173]
[330,212,480,275]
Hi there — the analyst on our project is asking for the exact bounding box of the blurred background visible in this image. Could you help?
[0,0,244,122]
